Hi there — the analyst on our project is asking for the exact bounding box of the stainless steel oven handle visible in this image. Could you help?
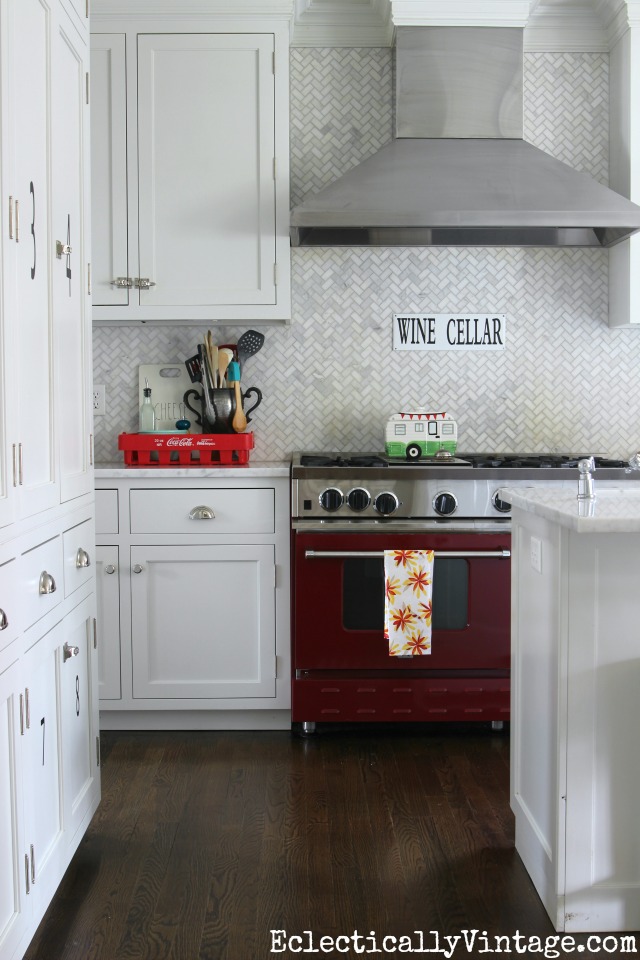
[304,549,510,559]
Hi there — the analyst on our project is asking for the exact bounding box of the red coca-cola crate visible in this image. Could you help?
[118,432,254,466]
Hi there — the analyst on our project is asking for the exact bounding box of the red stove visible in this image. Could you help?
[290,451,631,733]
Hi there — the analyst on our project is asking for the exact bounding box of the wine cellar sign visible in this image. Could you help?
[393,314,507,352]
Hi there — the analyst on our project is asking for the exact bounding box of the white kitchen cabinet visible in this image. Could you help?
[510,490,640,932]
[95,472,291,727]
[0,0,97,954]
[53,7,93,503]
[20,625,64,918]
[90,9,291,323]
[95,545,121,700]
[0,659,26,960]
[7,0,59,519]
[59,596,99,844]
[131,543,276,699]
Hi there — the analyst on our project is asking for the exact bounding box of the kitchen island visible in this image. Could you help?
[502,485,640,933]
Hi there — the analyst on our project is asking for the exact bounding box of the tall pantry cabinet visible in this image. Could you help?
[0,2,99,959]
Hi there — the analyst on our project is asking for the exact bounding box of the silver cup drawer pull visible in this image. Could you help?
[133,564,144,574]
[63,642,80,662]
[189,505,215,520]
[0,609,8,631]
[39,571,57,595]
[105,564,116,575]
[76,547,91,569]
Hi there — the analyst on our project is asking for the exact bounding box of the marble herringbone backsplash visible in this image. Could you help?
[93,49,640,463]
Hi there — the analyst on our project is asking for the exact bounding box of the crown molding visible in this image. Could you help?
[390,1,530,26]
[290,0,640,51]
[91,0,295,19]
[524,2,608,50]
[291,0,393,46]
[595,0,640,46]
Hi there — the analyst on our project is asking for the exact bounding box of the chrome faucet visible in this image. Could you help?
[626,453,640,473]
[577,457,596,500]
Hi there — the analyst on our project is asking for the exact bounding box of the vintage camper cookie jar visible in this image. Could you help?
[385,408,458,460]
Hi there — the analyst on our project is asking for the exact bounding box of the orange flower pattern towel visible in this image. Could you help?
[384,549,434,656]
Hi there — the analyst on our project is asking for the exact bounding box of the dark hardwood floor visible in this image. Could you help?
[22,724,629,959]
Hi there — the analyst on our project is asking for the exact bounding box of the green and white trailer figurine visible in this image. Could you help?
[385,410,458,460]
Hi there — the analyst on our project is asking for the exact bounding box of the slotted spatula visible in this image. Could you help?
[236,329,264,375]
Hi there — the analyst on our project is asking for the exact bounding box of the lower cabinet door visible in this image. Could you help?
[131,544,276,700]
[21,626,65,915]
[59,597,99,844]
[95,546,121,700]
[0,661,28,959]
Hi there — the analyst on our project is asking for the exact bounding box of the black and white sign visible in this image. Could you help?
[393,314,507,352]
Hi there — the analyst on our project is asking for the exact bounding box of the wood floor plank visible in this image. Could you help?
[23,724,607,960]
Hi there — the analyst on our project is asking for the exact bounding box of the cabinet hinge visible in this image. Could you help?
[89,433,94,466]
[272,50,276,75]
[86,73,90,105]
[93,617,98,649]
[275,655,279,679]
[96,735,100,767]
[87,262,91,296]
[273,263,278,287]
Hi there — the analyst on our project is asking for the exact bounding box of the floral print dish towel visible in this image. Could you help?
[384,550,434,656]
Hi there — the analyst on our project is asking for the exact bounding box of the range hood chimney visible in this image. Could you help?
[290,26,640,248]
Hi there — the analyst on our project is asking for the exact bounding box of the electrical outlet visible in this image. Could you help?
[530,536,542,574]
[93,385,106,416]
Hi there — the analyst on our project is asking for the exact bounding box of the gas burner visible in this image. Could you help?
[300,454,387,468]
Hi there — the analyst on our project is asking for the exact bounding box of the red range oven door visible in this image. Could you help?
[293,530,510,672]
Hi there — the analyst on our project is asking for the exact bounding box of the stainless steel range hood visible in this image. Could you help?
[290,26,640,248]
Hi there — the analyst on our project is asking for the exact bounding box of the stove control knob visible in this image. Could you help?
[493,491,511,513]
[347,487,371,512]
[374,491,399,516]
[433,492,458,516]
[319,487,343,512]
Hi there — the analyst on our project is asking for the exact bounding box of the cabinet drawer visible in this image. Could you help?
[0,558,19,654]
[96,489,118,533]
[129,488,275,534]
[21,536,63,631]
[63,518,96,598]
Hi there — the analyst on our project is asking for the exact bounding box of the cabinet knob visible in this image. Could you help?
[76,547,91,569]
[63,642,80,662]
[105,564,116,575]
[189,505,215,520]
[132,564,144,574]
[0,609,8,630]
[38,571,57,595]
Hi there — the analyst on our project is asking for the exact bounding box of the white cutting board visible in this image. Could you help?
[138,364,195,431]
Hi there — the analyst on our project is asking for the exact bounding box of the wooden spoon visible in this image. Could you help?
[228,362,247,433]
[206,331,218,389]
[217,347,234,388]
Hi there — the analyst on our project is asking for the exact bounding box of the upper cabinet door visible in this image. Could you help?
[90,34,128,308]
[137,33,277,310]
[91,25,290,324]
[10,0,59,518]
[52,8,93,503]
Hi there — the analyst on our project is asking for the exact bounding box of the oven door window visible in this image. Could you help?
[342,557,468,631]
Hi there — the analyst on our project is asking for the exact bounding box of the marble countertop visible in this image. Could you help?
[95,461,290,479]
[500,485,640,532]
